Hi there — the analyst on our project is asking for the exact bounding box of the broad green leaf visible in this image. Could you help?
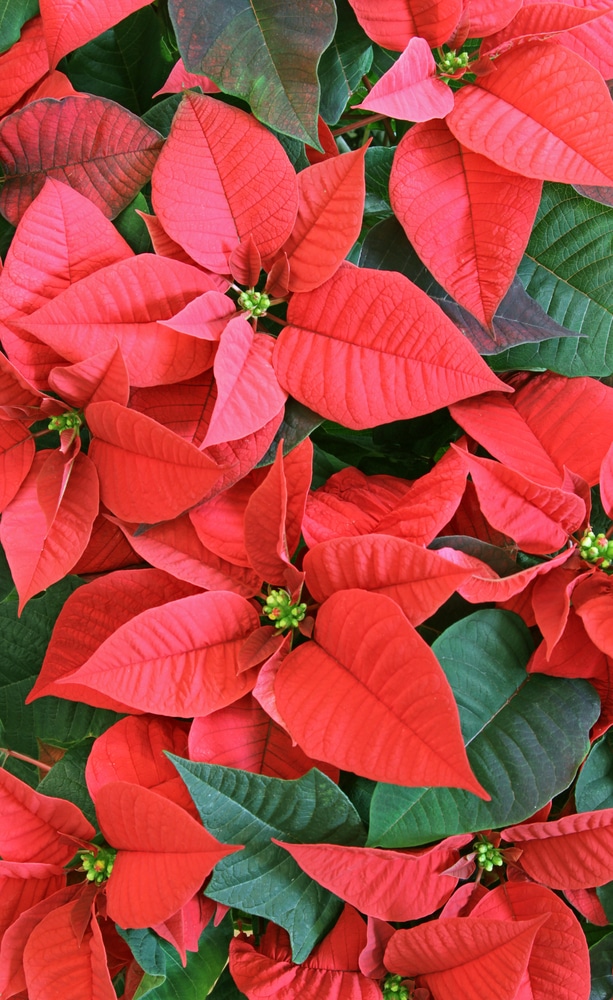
[133,918,232,1000]
[0,540,13,601]
[255,398,323,467]
[61,8,171,115]
[367,610,599,848]
[318,0,372,125]
[37,741,96,826]
[0,0,38,53]
[169,759,366,962]
[597,883,613,923]
[167,0,337,145]
[491,183,613,375]
[209,967,247,1000]
[117,927,169,978]
[0,576,83,784]
[143,93,183,137]
[576,731,613,812]
[364,146,394,219]
[590,932,613,1000]
[33,697,123,750]
[114,192,153,254]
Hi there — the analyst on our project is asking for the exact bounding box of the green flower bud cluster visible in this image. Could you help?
[263,589,307,630]
[438,49,470,73]
[238,288,270,317]
[47,408,84,433]
[80,846,117,884]
[474,839,504,872]
[579,530,613,569]
[382,974,411,1000]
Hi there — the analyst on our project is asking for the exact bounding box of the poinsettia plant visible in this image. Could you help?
[3,0,613,997]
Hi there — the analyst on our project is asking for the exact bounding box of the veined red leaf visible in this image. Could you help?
[0,16,49,117]
[229,236,262,288]
[153,57,220,98]
[96,781,241,927]
[72,512,138,576]
[273,264,508,429]
[447,41,613,184]
[56,591,261,716]
[465,0,524,36]
[152,894,215,967]
[39,0,156,65]
[563,887,608,926]
[0,768,95,865]
[385,914,546,1000]
[280,146,368,292]
[230,904,381,1000]
[449,394,563,487]
[204,322,287,447]
[275,589,488,795]
[0,450,99,613]
[151,92,298,273]
[302,467,413,547]
[48,345,130,408]
[23,901,115,1000]
[161,290,237,342]
[527,0,613,78]
[189,694,339,782]
[601,440,613,517]
[436,545,574,605]
[356,38,454,122]
[189,469,267,569]
[128,372,217,448]
[480,3,609,58]
[451,447,586,554]
[304,534,473,625]
[25,68,78,103]
[26,568,199,709]
[472,882,590,1000]
[0,96,164,225]
[0,353,42,420]
[0,421,35,512]
[570,575,613,658]
[503,808,613,889]
[273,837,469,921]
[18,254,219,388]
[0,862,65,945]
[86,400,224,523]
[390,119,541,327]
[347,0,463,49]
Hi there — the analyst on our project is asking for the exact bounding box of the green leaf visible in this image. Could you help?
[255,398,323,467]
[367,610,599,848]
[117,927,169,978]
[114,192,153,254]
[0,0,38,53]
[576,731,613,812]
[490,183,613,376]
[0,576,83,784]
[167,0,337,145]
[0,540,14,602]
[168,759,366,962]
[208,966,247,1000]
[318,0,372,125]
[61,8,171,116]
[143,93,183,137]
[32,696,123,751]
[364,147,394,218]
[590,932,613,1000]
[37,741,97,826]
[596,883,613,924]
[132,918,232,1000]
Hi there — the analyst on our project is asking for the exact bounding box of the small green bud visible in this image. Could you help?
[474,837,504,872]
[80,846,117,885]
[238,289,270,317]
[383,974,410,1000]
[47,408,84,433]
[262,589,306,629]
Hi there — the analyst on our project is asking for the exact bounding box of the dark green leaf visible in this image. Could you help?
[596,883,613,924]
[364,146,393,213]
[168,0,337,145]
[255,398,323,467]
[576,731,613,812]
[367,610,599,848]
[318,0,372,125]
[590,932,613,1000]
[132,917,232,1000]
[114,192,153,253]
[208,966,247,1000]
[142,92,183,137]
[0,0,38,54]
[0,541,14,602]
[32,697,123,751]
[37,741,97,826]
[117,926,169,977]
[0,214,15,258]
[168,759,365,962]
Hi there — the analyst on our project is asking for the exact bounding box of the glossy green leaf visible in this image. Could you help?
[589,932,613,1000]
[133,918,232,1000]
[208,966,248,1000]
[367,610,599,848]
[37,741,97,826]
[255,398,322,467]
[576,731,613,812]
[114,192,153,254]
[491,183,613,375]
[169,758,365,962]
[167,0,337,145]
[0,0,38,53]
[318,0,372,125]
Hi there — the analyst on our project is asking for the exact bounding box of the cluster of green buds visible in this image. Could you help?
[47,408,84,433]
[474,838,504,872]
[437,49,470,74]
[579,530,613,569]
[262,589,307,630]
[238,288,270,317]
[382,974,411,1000]
[80,846,117,884]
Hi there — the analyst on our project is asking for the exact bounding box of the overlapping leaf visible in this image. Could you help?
[39,0,156,66]
[347,0,463,49]
[503,809,613,889]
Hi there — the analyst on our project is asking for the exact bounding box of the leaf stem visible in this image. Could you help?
[0,748,52,772]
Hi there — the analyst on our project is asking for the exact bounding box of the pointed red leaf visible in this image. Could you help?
[0,96,163,225]
[480,3,609,58]
[26,567,199,708]
[563,887,609,926]
[72,512,138,576]
[385,914,546,1000]
[39,0,156,65]
[0,862,65,946]
[390,119,541,327]
[273,837,468,921]
[128,371,217,447]
[153,57,220,97]
[465,0,523,36]
[160,290,237,342]
[451,448,586,554]
[0,768,94,865]
[189,468,267,568]
[273,264,508,429]
[86,400,224,523]
[19,255,220,388]
[280,146,368,292]
[0,450,99,612]
[601,440,613,517]
[0,421,35,513]
[0,353,42,421]
[96,781,240,927]
[57,591,261,716]
[436,545,574,605]
[447,41,613,184]
[472,881,590,1000]
[503,808,613,889]
[347,0,463,49]
[151,92,298,273]
[356,38,454,121]
[189,693,339,781]
[23,901,115,1000]
[204,322,287,447]
[302,467,413,547]
[521,0,613,78]
[229,235,262,288]
[48,345,130,409]
[0,17,49,118]
[275,589,488,795]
